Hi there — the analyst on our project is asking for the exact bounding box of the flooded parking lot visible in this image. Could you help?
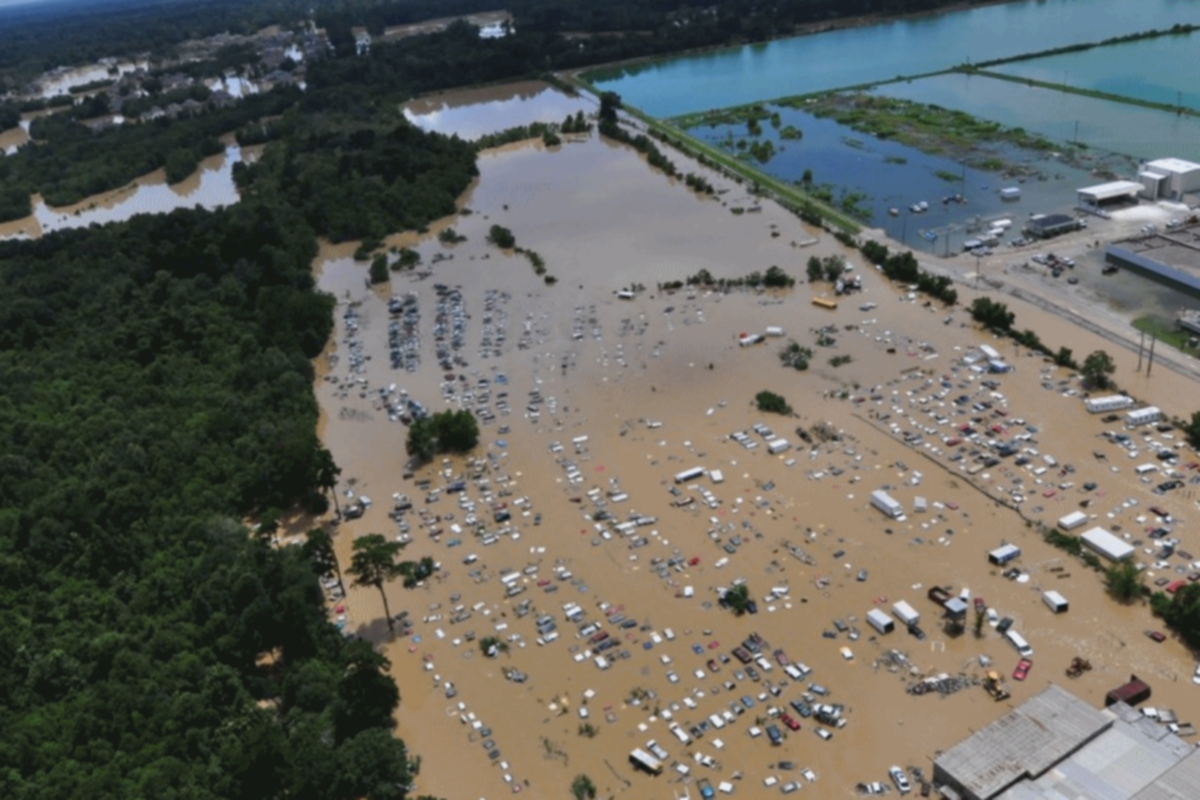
[305,121,1200,798]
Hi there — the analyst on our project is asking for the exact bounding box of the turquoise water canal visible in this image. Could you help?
[587,0,1200,118]
[991,30,1200,111]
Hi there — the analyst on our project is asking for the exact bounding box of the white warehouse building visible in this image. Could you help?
[1139,157,1200,201]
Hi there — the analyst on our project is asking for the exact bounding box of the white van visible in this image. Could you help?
[1005,630,1033,657]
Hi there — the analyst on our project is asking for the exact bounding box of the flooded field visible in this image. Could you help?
[306,126,1200,799]
[0,140,257,240]
[402,81,592,140]
[681,103,1107,253]
[874,72,1200,164]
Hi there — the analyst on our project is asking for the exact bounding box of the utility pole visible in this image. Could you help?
[1136,330,1145,372]
[1148,335,1157,377]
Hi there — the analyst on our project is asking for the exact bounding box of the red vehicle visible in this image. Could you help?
[973,598,986,614]
[946,501,959,511]
[707,659,720,673]
[781,712,801,731]
[1013,659,1033,681]
[774,648,789,666]
[589,630,609,644]
[1146,630,1167,643]
[733,647,753,664]
[1150,506,1171,519]
[945,437,962,447]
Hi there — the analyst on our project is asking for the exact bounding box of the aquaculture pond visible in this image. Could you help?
[587,0,1200,117]
[683,104,1101,251]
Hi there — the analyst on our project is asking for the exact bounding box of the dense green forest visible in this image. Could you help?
[0,104,475,798]
[238,112,478,243]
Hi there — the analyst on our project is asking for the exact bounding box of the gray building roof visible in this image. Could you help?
[1130,749,1200,800]
[935,685,1112,799]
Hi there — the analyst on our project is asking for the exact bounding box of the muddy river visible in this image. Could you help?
[307,122,1200,799]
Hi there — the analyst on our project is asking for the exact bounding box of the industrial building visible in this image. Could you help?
[1138,157,1200,202]
[1077,180,1143,212]
[933,684,1196,800]
[1025,213,1083,239]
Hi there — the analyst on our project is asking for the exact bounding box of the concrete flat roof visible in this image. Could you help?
[1078,181,1143,201]
[935,685,1112,799]
[1145,157,1200,174]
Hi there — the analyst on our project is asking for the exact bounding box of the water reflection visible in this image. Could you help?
[402,82,591,140]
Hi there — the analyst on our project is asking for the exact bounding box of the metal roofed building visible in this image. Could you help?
[1025,213,1083,239]
[934,685,1197,800]
[1077,180,1143,211]
[1130,749,1200,799]
[934,685,1112,800]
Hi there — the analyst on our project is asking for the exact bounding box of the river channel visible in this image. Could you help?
[587,0,1200,118]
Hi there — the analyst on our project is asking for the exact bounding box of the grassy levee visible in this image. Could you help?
[964,68,1200,118]
[666,70,952,130]
[570,75,861,234]
[971,23,1199,70]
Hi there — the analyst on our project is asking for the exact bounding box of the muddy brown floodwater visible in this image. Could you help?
[307,124,1200,799]
[0,137,259,241]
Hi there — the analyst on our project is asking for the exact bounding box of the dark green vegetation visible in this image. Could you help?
[1133,315,1198,357]
[1080,350,1116,390]
[1152,583,1200,649]
[405,410,481,464]
[658,265,795,292]
[755,390,792,415]
[807,255,845,283]
[1105,561,1146,603]
[0,204,442,798]
[780,341,814,371]
[571,774,598,800]
[720,583,753,615]
[858,239,957,305]
[238,114,478,245]
[487,224,517,249]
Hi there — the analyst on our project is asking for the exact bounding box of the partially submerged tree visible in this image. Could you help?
[571,774,597,800]
[347,534,407,632]
[1081,350,1116,390]
[722,583,752,616]
[1105,560,1144,603]
[755,390,792,415]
